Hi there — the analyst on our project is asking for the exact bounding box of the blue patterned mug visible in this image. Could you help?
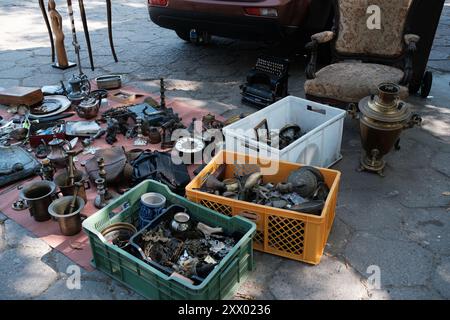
[139,192,166,229]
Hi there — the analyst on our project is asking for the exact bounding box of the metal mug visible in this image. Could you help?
[139,192,166,229]
[48,196,85,236]
[170,212,191,233]
[54,169,90,202]
[19,180,57,222]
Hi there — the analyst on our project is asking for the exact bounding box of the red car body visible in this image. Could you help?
[148,0,332,41]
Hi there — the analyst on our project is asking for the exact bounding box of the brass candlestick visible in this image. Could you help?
[97,157,117,200]
[94,178,108,209]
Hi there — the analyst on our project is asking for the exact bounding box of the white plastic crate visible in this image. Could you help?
[223,96,346,167]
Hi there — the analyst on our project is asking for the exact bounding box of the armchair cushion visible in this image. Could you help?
[335,0,413,57]
[304,62,409,103]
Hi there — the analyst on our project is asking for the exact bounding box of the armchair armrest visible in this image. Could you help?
[311,31,336,44]
[404,34,420,46]
[401,34,420,85]
[305,31,335,79]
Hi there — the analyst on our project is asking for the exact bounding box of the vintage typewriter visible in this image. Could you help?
[240,55,289,108]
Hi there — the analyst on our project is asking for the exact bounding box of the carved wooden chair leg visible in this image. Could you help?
[39,0,55,63]
[106,0,118,62]
[78,0,94,70]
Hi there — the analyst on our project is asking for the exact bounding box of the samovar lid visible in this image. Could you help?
[359,83,411,123]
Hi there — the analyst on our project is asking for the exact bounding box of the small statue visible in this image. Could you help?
[105,118,120,145]
[40,158,55,181]
[48,0,69,68]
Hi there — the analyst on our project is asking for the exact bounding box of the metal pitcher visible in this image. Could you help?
[47,138,71,168]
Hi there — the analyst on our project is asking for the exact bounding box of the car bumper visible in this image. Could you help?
[148,6,304,40]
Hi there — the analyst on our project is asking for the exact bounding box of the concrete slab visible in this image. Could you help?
[267,256,368,300]
[0,223,6,253]
[38,279,138,300]
[368,287,443,300]
[4,220,51,257]
[0,212,8,223]
[344,232,434,287]
[0,248,58,299]
[402,207,450,256]
[433,256,450,298]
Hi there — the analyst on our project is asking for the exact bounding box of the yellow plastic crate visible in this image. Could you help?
[186,150,341,265]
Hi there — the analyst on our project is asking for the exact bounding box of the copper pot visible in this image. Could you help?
[358,83,421,176]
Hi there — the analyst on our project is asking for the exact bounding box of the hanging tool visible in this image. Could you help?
[64,182,81,215]
[67,0,83,75]
[65,149,78,186]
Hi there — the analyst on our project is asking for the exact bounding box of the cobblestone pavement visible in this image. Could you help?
[0,0,449,300]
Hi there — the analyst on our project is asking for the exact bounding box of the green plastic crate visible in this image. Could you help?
[82,179,256,300]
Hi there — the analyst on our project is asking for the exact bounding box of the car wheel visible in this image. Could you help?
[175,29,190,42]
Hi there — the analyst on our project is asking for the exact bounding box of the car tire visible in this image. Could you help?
[175,29,191,42]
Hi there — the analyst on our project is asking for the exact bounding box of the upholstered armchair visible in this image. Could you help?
[304,0,424,108]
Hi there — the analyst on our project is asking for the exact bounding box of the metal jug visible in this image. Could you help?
[47,138,71,168]
[67,74,91,105]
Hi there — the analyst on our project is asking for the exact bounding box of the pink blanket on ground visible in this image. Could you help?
[0,86,223,270]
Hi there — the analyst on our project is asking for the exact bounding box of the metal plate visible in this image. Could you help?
[30,99,61,115]
[29,95,71,119]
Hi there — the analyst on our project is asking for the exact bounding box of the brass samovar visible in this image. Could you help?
[357,83,421,176]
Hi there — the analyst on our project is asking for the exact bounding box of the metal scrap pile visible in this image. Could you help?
[201,164,329,215]
[137,216,237,284]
